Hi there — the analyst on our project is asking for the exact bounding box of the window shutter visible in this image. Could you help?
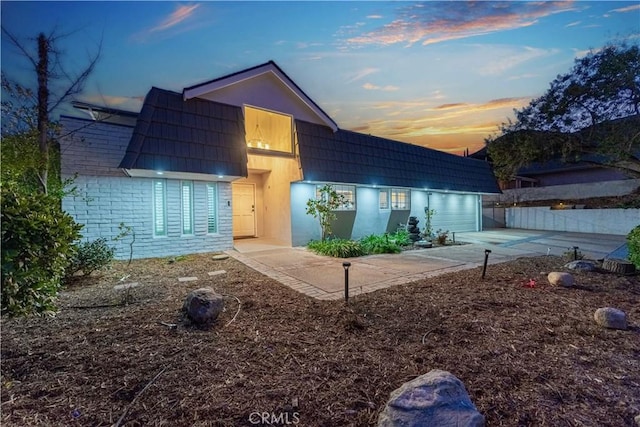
[153,180,166,236]
[207,183,217,233]
[182,181,193,235]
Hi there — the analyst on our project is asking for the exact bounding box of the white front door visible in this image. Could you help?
[232,183,256,237]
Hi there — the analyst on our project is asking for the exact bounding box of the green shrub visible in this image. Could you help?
[627,225,640,268]
[68,238,115,277]
[308,239,365,258]
[1,186,83,316]
[360,234,402,254]
[389,229,411,246]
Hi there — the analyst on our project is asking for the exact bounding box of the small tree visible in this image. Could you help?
[305,184,346,241]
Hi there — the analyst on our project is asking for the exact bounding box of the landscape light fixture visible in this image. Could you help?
[343,262,351,304]
[482,249,492,279]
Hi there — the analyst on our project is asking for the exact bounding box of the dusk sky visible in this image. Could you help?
[2,1,639,155]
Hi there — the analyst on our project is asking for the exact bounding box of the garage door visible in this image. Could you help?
[428,193,479,232]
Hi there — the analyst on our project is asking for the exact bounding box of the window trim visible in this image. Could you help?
[379,189,390,210]
[244,104,294,155]
[207,183,218,234]
[391,188,411,210]
[153,179,167,237]
[181,181,194,235]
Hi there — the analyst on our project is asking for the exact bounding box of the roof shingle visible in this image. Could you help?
[296,120,500,194]
[118,87,248,177]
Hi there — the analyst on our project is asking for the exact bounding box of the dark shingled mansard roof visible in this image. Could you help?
[119,87,248,177]
[296,120,501,194]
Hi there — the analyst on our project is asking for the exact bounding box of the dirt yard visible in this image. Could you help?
[1,253,639,426]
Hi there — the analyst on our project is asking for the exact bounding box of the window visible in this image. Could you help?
[316,184,356,211]
[153,180,167,237]
[379,189,389,210]
[391,189,410,210]
[181,181,194,235]
[244,105,293,154]
[207,183,217,234]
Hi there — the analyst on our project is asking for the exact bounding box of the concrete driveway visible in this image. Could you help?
[227,229,628,300]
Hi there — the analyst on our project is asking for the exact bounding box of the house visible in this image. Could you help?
[469,146,630,190]
[60,61,500,259]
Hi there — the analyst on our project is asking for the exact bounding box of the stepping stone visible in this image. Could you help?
[212,254,229,260]
[178,277,198,282]
[114,282,139,291]
[208,270,227,276]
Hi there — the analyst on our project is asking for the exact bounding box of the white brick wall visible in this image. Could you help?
[60,116,234,259]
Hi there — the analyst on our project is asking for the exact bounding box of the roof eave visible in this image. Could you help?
[182,62,338,132]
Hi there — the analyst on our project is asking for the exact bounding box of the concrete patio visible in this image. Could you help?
[227,229,628,300]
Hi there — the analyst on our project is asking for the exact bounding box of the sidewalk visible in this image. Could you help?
[226,229,627,301]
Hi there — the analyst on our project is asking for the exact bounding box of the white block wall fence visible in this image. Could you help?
[506,207,640,236]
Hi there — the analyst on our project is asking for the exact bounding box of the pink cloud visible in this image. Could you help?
[150,4,200,33]
[346,1,575,47]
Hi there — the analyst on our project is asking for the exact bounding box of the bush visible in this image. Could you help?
[68,238,115,277]
[308,239,365,258]
[1,186,83,316]
[435,229,449,245]
[360,234,402,254]
[627,225,640,268]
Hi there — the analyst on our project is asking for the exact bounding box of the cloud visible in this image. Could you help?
[346,67,379,83]
[609,4,640,13]
[132,4,202,42]
[150,4,200,33]
[433,103,468,110]
[362,82,399,91]
[565,21,581,27]
[477,46,557,76]
[345,1,576,47]
[367,15,383,19]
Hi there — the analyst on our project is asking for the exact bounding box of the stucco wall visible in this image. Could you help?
[290,183,481,246]
[506,207,639,236]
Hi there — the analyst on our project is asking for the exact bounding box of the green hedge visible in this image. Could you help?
[1,186,82,316]
[627,225,640,268]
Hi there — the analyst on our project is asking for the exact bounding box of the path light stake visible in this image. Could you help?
[343,262,351,304]
[573,246,579,260]
[482,249,491,279]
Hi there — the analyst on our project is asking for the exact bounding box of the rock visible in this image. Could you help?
[548,272,574,287]
[212,254,229,260]
[113,282,139,291]
[602,258,636,275]
[183,288,224,324]
[564,260,596,272]
[634,414,640,427]
[377,369,485,427]
[414,240,433,248]
[594,307,627,330]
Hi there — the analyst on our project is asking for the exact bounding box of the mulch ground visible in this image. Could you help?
[1,253,639,426]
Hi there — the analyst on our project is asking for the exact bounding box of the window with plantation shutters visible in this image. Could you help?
[391,188,410,210]
[379,189,390,210]
[181,181,194,235]
[207,183,217,234]
[153,180,167,237]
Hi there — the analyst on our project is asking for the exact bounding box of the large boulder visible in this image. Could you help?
[564,260,596,272]
[378,369,485,427]
[548,272,575,287]
[594,307,628,330]
[183,287,224,324]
